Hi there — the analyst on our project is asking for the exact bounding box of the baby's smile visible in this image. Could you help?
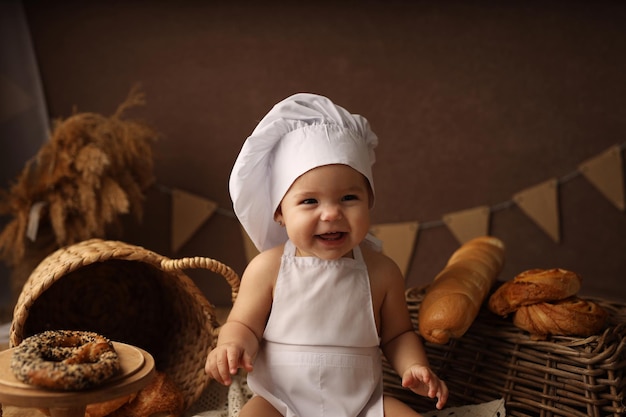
[317,232,345,240]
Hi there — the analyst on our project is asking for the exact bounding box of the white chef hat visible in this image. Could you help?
[229,93,379,252]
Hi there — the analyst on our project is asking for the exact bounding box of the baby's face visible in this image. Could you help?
[276,164,371,260]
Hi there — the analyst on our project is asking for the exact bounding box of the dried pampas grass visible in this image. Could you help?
[0,86,158,268]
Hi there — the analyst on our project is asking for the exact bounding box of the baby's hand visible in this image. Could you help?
[401,365,449,410]
[205,343,254,386]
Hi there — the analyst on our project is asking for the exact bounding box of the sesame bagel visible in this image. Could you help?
[11,330,120,391]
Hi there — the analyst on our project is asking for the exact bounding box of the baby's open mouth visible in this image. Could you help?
[317,232,345,241]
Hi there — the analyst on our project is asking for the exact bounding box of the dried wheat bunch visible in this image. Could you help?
[0,86,158,266]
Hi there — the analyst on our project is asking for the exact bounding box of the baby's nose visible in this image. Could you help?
[320,204,342,221]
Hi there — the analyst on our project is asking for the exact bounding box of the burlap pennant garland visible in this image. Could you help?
[513,178,560,243]
[166,144,625,268]
[578,145,625,211]
[369,221,419,277]
[443,205,491,244]
[171,188,218,252]
[241,227,260,263]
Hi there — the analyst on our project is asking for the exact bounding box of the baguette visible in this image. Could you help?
[418,236,505,344]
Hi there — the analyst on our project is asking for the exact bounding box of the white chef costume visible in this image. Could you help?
[229,93,383,416]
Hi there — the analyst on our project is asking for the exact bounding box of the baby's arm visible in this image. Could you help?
[205,247,280,385]
[375,255,449,409]
[205,320,258,385]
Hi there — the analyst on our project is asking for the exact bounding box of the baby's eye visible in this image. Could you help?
[301,198,318,205]
[342,194,359,202]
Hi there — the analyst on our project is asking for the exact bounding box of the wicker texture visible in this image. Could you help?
[383,286,626,417]
[9,238,240,411]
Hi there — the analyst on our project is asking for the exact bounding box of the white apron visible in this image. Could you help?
[247,240,383,417]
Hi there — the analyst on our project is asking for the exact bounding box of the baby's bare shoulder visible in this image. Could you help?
[361,245,403,282]
[242,245,283,283]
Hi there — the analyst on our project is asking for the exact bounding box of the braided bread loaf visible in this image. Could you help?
[488,268,582,316]
[488,268,608,340]
[513,297,608,340]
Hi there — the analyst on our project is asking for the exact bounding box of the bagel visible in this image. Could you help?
[11,330,120,390]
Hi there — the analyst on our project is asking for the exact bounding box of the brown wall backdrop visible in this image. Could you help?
[18,1,626,307]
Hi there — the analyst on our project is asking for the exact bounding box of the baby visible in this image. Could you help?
[206,93,448,416]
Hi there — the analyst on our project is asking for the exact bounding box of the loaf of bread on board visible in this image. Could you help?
[418,236,505,344]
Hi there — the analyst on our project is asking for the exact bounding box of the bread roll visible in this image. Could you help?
[513,297,608,340]
[488,268,582,316]
[108,371,184,417]
[418,236,505,344]
[85,394,135,417]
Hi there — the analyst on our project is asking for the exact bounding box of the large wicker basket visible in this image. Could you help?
[9,238,240,411]
[383,286,626,417]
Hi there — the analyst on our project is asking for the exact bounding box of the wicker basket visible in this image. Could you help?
[9,238,240,411]
[383,285,626,417]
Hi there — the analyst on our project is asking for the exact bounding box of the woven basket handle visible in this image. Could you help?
[160,257,240,303]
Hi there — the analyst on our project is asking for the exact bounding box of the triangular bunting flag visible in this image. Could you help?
[369,221,419,277]
[443,205,490,244]
[171,189,218,252]
[240,226,260,263]
[513,178,560,242]
[578,145,625,211]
